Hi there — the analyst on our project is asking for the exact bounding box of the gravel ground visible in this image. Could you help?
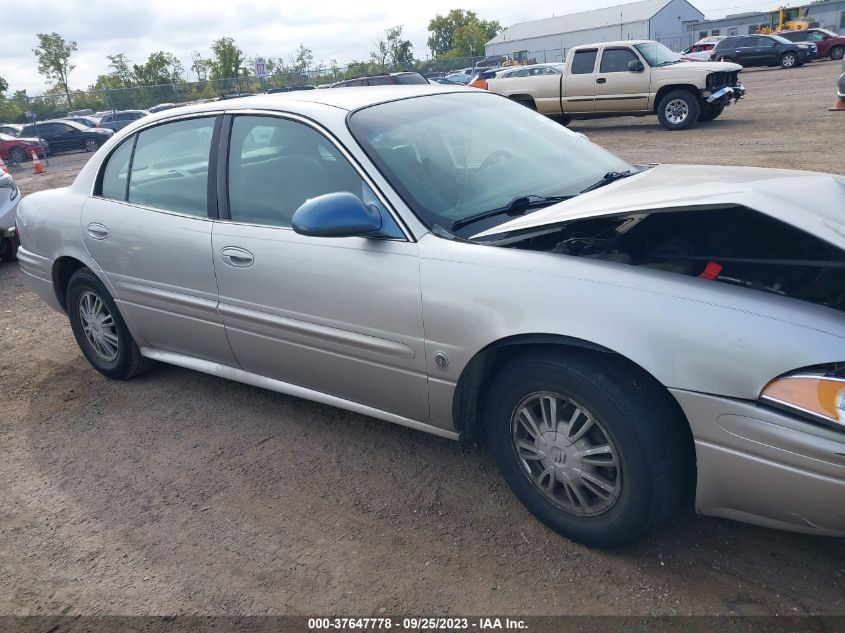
[2,60,844,617]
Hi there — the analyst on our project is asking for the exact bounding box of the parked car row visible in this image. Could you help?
[682,28,844,65]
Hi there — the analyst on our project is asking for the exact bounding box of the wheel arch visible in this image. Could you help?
[653,84,702,113]
[451,333,694,452]
[507,94,537,108]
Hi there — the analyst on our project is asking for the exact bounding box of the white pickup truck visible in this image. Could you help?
[485,40,744,130]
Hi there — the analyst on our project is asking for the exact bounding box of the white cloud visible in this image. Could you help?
[1,0,776,94]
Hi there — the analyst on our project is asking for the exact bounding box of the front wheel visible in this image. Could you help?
[656,90,700,131]
[66,267,151,379]
[485,352,692,548]
[780,52,798,68]
[831,46,844,61]
[8,147,28,163]
[84,138,101,152]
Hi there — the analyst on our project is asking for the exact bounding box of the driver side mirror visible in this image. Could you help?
[628,60,645,72]
[292,192,390,239]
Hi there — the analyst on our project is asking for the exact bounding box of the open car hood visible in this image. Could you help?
[472,164,845,251]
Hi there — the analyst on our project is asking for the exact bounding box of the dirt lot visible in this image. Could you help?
[2,61,844,617]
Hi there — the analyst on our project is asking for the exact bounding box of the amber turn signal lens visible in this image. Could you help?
[760,374,845,427]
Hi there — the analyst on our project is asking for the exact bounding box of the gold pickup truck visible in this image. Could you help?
[485,40,744,130]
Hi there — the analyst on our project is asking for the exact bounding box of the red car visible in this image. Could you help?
[0,132,48,164]
[778,28,845,60]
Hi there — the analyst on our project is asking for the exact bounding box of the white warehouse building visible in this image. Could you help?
[485,0,706,61]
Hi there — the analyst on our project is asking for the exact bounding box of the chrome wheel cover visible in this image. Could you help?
[511,392,621,516]
[665,99,689,125]
[782,54,796,67]
[78,290,119,361]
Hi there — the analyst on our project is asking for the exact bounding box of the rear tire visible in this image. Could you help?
[66,267,152,379]
[485,351,692,548]
[656,89,700,131]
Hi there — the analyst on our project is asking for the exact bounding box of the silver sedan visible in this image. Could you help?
[16,85,845,547]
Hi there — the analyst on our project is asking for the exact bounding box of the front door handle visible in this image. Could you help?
[87,222,109,240]
[596,77,607,84]
[220,246,254,268]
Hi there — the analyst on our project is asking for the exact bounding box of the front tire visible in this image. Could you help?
[9,147,28,163]
[656,89,700,131]
[84,138,101,152]
[66,267,151,379]
[831,46,844,61]
[485,351,692,548]
[780,52,798,68]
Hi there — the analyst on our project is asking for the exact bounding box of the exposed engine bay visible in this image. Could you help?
[499,205,845,314]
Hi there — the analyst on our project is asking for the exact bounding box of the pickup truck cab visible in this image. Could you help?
[485,40,744,130]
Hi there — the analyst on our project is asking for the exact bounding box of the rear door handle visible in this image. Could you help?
[87,222,108,240]
[596,77,607,84]
[220,246,254,267]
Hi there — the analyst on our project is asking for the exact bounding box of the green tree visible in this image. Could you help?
[370,33,389,66]
[288,44,313,82]
[427,10,500,58]
[133,51,183,85]
[33,32,78,106]
[0,75,8,97]
[386,25,414,65]
[210,37,244,79]
[191,51,213,81]
[107,53,135,86]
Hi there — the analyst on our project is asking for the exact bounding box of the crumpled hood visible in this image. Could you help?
[472,164,845,251]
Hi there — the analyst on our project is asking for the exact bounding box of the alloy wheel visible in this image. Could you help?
[78,290,119,361]
[85,139,99,152]
[510,392,622,517]
[782,54,796,68]
[665,99,689,125]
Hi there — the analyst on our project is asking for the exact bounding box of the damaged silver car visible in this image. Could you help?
[16,86,845,547]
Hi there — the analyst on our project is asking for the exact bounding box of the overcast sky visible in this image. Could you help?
[2,0,778,94]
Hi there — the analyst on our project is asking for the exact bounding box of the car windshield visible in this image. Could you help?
[348,92,631,237]
[635,42,681,66]
[58,120,87,131]
[817,28,837,37]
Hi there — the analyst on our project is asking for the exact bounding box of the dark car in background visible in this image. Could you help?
[0,132,48,163]
[778,28,845,60]
[330,72,428,87]
[96,109,147,131]
[713,34,810,68]
[19,120,112,154]
[60,116,101,128]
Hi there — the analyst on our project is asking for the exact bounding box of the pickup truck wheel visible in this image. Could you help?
[831,46,844,61]
[552,114,572,126]
[66,267,152,380]
[656,90,700,131]
[698,103,724,122]
[485,351,691,548]
[780,52,798,68]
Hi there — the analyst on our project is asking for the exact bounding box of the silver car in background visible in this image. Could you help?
[15,86,845,547]
[0,171,20,261]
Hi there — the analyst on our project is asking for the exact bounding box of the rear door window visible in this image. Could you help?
[127,117,215,216]
[99,137,134,201]
[571,50,598,74]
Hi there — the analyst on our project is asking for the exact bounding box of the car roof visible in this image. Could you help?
[573,39,653,48]
[139,84,473,118]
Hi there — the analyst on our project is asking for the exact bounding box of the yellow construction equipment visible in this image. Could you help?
[757,6,818,34]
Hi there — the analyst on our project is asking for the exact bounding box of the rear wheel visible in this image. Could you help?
[780,52,798,68]
[698,103,724,122]
[8,147,28,163]
[656,89,700,131]
[66,267,152,379]
[831,46,844,61]
[485,351,692,548]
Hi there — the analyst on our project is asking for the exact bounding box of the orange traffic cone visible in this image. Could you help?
[830,93,845,111]
[0,156,8,174]
[31,151,44,174]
